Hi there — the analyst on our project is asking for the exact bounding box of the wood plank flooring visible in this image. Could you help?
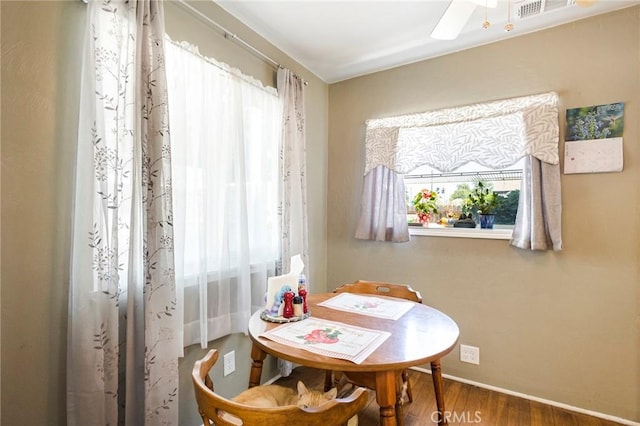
[274,366,624,426]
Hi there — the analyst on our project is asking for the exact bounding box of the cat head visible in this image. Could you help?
[296,381,338,408]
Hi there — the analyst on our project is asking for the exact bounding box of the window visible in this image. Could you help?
[165,38,282,346]
[404,159,523,235]
[356,92,562,248]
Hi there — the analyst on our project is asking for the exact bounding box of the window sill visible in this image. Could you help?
[409,224,512,240]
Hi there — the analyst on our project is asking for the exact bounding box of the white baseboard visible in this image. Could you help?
[263,374,282,385]
[410,366,640,426]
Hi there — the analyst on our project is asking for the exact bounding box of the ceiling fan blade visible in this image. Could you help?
[468,0,498,7]
[431,0,478,40]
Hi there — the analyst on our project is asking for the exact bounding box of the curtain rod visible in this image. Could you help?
[79,0,309,85]
[175,0,309,86]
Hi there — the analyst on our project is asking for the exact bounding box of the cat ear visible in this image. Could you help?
[297,381,309,396]
[324,387,338,400]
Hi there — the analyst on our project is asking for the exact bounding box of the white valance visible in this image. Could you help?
[364,92,560,174]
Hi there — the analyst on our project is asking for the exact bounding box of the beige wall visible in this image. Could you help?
[1,2,85,424]
[0,2,328,425]
[328,7,640,422]
[2,0,637,424]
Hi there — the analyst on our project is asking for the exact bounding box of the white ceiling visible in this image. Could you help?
[216,0,638,83]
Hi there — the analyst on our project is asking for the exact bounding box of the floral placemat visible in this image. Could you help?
[260,317,390,364]
[318,293,414,320]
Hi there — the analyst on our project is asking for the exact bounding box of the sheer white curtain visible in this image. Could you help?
[275,68,309,376]
[68,1,179,425]
[165,40,281,348]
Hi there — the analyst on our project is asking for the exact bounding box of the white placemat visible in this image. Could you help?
[318,293,414,320]
[260,317,390,364]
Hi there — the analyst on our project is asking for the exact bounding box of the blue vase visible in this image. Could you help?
[479,214,495,229]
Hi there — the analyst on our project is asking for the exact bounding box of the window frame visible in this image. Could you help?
[409,226,512,240]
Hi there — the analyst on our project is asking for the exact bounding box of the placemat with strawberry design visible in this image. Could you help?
[259,317,390,364]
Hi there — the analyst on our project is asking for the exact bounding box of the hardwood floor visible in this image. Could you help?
[274,366,624,425]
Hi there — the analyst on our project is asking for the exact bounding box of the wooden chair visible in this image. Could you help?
[193,349,369,426]
[333,280,422,304]
[326,280,423,425]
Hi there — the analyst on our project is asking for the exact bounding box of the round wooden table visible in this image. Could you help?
[248,293,459,426]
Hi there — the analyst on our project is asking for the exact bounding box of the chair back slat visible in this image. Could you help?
[333,280,422,303]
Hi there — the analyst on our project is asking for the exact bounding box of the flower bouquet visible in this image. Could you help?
[412,189,438,224]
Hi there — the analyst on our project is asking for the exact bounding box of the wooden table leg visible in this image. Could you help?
[375,370,398,426]
[430,360,447,426]
[395,371,405,426]
[249,344,267,388]
[324,370,334,392]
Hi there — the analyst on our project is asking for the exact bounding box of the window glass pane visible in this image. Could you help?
[166,40,281,279]
[404,159,523,228]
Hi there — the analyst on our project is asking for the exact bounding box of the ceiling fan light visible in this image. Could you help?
[430,0,477,40]
[481,0,491,30]
[503,0,514,32]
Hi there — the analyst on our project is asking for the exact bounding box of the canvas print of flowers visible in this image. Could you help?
[565,102,624,141]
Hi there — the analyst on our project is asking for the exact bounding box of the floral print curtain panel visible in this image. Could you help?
[276,68,309,376]
[67,1,179,424]
[356,92,563,250]
[277,68,309,276]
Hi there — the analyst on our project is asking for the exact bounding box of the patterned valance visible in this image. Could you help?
[364,92,559,174]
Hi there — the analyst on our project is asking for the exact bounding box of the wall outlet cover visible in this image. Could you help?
[223,350,236,376]
[460,344,480,365]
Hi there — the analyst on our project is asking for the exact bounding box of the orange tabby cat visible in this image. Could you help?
[230,381,358,425]
[232,381,336,408]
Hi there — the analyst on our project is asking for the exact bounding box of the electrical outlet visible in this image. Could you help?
[223,350,236,376]
[460,344,480,365]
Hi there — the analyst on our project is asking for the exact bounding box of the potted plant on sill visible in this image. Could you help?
[412,189,438,226]
[464,181,502,229]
